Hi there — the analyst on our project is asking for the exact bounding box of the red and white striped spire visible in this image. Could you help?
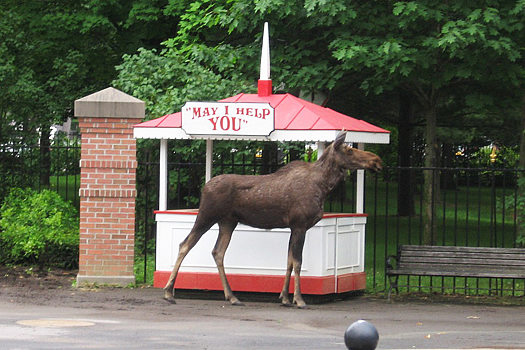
[258,22,272,97]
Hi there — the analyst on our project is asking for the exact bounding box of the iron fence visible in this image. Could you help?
[134,148,295,283]
[136,153,525,297]
[0,138,80,209]
[1,139,522,297]
[366,166,525,297]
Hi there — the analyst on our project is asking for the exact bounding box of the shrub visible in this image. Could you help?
[0,188,79,270]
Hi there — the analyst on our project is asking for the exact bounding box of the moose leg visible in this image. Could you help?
[212,220,243,306]
[163,220,213,303]
[290,230,308,308]
[279,240,294,307]
[280,229,308,308]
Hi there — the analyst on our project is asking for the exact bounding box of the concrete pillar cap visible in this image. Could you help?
[74,87,144,118]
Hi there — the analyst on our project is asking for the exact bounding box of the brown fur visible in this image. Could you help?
[163,131,382,308]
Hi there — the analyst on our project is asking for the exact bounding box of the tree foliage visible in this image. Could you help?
[3,1,525,243]
[147,0,525,244]
[0,0,184,145]
[4,0,524,150]
[114,47,255,117]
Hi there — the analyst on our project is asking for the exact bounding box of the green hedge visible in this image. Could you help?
[0,188,79,270]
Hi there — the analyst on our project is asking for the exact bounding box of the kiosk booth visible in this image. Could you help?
[133,23,390,295]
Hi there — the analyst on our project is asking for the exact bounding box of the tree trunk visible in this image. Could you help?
[397,92,416,216]
[422,106,439,245]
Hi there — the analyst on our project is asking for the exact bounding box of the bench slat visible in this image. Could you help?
[389,268,525,279]
[400,250,525,259]
[400,245,525,253]
[393,261,525,269]
[399,257,525,267]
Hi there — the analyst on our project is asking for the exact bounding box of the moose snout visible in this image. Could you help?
[369,158,383,173]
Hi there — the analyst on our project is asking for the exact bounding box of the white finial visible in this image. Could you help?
[260,22,270,80]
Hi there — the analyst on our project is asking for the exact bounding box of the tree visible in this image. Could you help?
[113,47,255,116]
[5,1,524,241]
[0,1,119,189]
[0,0,190,178]
[326,1,525,243]
[113,45,259,206]
[157,0,525,243]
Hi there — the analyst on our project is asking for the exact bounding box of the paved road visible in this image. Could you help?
[0,287,524,350]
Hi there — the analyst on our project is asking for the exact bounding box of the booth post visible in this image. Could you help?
[74,87,144,286]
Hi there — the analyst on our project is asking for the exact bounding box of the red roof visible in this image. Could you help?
[135,93,388,133]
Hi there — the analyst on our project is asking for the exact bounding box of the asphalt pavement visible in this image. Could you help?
[0,287,524,350]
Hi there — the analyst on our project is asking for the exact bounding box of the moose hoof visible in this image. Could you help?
[163,290,177,304]
[279,293,292,307]
[163,297,177,304]
[294,299,309,309]
[230,299,244,306]
[280,298,293,307]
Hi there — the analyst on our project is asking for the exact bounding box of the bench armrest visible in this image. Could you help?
[386,254,398,273]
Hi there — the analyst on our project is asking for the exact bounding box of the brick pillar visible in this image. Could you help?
[74,87,144,286]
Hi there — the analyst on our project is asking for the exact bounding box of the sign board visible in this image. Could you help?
[181,102,275,136]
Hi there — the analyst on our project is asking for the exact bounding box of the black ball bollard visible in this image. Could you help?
[344,320,379,350]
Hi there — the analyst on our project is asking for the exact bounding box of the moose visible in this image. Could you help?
[163,131,382,308]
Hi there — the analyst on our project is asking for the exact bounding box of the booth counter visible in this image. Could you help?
[153,210,367,295]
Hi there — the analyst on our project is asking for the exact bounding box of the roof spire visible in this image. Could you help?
[258,22,272,97]
[260,22,270,80]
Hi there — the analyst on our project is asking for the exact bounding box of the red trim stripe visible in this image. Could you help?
[154,271,365,295]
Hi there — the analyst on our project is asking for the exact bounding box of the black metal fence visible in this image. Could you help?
[134,147,298,283]
[1,138,523,297]
[366,166,525,297]
[136,151,525,297]
[0,137,80,209]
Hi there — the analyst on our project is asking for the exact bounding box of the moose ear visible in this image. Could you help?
[333,131,347,149]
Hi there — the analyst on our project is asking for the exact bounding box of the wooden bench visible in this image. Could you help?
[386,245,525,300]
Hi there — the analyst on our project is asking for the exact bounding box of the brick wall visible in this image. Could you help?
[75,88,144,286]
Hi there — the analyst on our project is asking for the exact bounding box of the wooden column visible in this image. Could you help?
[74,87,144,286]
